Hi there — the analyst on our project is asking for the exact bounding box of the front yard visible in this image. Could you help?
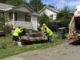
[0,32,72,59]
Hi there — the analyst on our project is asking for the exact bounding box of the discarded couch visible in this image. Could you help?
[21,31,48,43]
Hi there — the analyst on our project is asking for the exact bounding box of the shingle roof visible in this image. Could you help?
[0,3,38,16]
[47,7,60,12]
[69,9,76,14]
[38,6,60,13]
[0,3,14,9]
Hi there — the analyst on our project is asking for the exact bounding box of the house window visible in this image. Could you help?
[10,12,17,21]
[25,15,31,22]
[50,15,53,20]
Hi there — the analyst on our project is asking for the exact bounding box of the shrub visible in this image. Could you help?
[0,13,9,31]
[38,13,49,26]
[3,25,13,34]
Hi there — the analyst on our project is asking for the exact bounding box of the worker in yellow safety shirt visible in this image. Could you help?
[41,23,53,43]
[45,27,53,43]
[13,26,23,45]
[42,23,47,32]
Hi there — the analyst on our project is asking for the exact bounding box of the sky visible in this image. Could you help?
[26,0,80,10]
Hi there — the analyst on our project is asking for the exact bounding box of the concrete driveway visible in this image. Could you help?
[2,40,80,60]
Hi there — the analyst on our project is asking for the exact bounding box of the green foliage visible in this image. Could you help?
[38,13,49,26]
[0,14,9,31]
[30,0,45,12]
[61,18,71,27]
[0,14,12,34]
[6,0,28,6]
[47,21,54,26]
[0,0,8,3]
[56,6,72,27]
[48,5,54,8]
[3,25,13,34]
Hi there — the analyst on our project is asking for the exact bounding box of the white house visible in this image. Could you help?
[0,3,38,30]
[38,6,60,21]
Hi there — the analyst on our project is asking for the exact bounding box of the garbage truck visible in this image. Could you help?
[69,5,80,40]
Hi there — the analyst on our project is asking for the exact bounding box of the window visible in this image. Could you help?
[25,15,31,22]
[10,12,17,21]
[50,15,53,20]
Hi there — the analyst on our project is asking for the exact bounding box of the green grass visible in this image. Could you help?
[0,32,72,59]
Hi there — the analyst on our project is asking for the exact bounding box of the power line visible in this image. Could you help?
[53,0,60,6]
[68,0,76,6]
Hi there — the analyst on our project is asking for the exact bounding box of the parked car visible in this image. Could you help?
[48,25,60,32]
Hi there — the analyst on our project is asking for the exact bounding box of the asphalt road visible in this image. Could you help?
[2,40,80,60]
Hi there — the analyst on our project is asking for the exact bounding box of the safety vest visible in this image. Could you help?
[45,28,53,36]
[42,23,48,32]
[13,28,21,36]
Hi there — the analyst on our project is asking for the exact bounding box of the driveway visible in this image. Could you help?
[2,40,80,60]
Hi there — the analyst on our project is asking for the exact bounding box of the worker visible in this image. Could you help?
[41,23,53,43]
[13,26,23,45]
[45,27,53,43]
[42,23,47,32]
[41,23,49,36]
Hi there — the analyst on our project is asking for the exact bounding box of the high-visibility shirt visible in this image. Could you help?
[42,23,48,32]
[13,28,22,36]
[45,28,53,36]
[42,26,47,32]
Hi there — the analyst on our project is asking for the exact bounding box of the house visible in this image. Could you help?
[0,3,38,30]
[38,6,60,21]
[69,9,76,16]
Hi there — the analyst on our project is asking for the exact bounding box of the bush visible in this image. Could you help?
[3,25,13,34]
[0,13,9,32]
[56,6,72,28]
[38,13,49,26]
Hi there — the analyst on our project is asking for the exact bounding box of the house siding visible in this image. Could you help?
[39,9,57,20]
[15,6,31,13]
[4,11,38,30]
[17,12,25,21]
[0,3,38,30]
[31,15,37,30]
[14,21,32,29]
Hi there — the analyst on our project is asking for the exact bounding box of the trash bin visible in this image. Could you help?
[57,27,66,39]
[19,28,29,38]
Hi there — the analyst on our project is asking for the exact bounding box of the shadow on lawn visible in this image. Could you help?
[21,40,48,45]
[69,40,80,45]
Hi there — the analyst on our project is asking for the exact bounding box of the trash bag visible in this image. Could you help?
[19,28,29,38]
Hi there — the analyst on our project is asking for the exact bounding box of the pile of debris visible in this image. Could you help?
[21,31,48,43]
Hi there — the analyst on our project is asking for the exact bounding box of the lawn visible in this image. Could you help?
[0,32,72,59]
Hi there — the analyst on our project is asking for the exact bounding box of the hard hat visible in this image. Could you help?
[43,23,46,26]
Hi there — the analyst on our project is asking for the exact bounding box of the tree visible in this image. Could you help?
[56,6,72,27]
[0,0,8,3]
[30,0,45,12]
[6,0,28,6]
[38,13,49,26]
[48,5,54,8]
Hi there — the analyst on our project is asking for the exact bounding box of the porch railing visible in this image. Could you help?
[14,21,32,29]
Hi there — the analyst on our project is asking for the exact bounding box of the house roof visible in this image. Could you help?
[0,3,38,16]
[0,3,14,9]
[47,7,60,12]
[38,6,60,13]
[12,4,35,12]
[69,9,76,14]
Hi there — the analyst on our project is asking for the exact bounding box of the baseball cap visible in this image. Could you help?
[18,26,21,28]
